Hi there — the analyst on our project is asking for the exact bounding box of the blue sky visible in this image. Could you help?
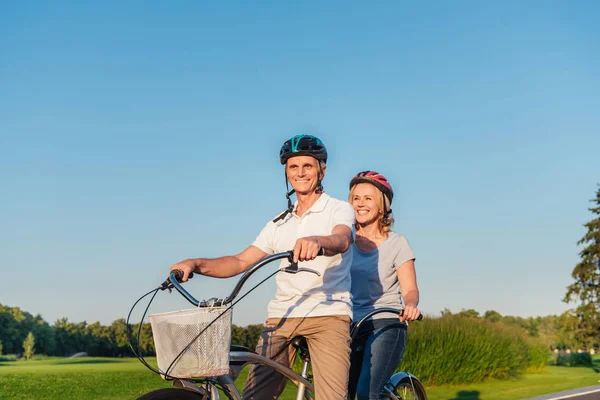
[1,1,599,327]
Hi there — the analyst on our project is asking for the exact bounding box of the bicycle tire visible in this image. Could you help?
[387,377,427,400]
[137,386,235,400]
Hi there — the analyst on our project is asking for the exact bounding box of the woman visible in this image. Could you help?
[347,170,421,400]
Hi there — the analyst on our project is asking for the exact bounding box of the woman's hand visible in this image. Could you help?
[400,304,421,322]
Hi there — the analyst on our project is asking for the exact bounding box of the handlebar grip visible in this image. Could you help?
[287,247,326,263]
[171,269,184,282]
[171,269,193,283]
[160,269,194,290]
[399,309,423,321]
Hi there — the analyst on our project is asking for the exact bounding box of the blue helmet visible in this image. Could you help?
[279,134,328,165]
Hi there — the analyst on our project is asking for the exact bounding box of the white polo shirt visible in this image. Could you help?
[252,193,355,319]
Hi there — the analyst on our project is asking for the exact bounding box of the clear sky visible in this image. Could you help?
[1,1,599,327]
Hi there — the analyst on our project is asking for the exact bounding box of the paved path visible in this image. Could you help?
[525,385,600,400]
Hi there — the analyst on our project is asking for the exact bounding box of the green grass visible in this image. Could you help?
[0,357,598,399]
[0,357,299,400]
[425,364,600,400]
[0,358,172,400]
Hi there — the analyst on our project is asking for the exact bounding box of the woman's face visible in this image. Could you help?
[351,183,382,226]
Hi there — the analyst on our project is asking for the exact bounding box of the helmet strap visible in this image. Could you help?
[285,186,295,213]
[316,180,323,194]
[384,207,393,221]
[382,195,392,219]
[272,171,296,223]
[315,162,324,194]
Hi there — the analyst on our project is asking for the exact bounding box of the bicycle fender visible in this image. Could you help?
[384,371,422,392]
[173,379,208,395]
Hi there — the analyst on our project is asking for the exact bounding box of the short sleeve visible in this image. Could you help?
[393,234,416,270]
[332,201,356,230]
[252,221,276,255]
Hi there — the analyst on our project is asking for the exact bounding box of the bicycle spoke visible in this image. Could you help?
[392,383,418,400]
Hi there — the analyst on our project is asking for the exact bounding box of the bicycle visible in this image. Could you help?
[131,251,427,400]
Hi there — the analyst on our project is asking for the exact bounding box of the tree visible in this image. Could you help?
[23,332,35,360]
[0,339,3,355]
[440,308,453,317]
[457,309,480,319]
[484,310,502,323]
[0,305,24,354]
[564,185,600,349]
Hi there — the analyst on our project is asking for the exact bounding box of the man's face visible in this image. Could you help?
[285,156,325,196]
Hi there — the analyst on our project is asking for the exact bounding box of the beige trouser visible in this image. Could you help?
[242,315,352,400]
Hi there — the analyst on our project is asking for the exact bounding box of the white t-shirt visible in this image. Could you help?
[252,193,355,319]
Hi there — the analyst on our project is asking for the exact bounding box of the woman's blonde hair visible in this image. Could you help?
[349,183,395,235]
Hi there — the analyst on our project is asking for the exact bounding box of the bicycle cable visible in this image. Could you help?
[127,268,281,380]
[126,287,168,377]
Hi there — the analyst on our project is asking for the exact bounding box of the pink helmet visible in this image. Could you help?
[349,171,394,205]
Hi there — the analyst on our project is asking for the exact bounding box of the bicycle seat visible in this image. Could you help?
[291,336,309,352]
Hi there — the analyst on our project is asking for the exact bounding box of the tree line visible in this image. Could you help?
[0,303,264,358]
[0,301,594,359]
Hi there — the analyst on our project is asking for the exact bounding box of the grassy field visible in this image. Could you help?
[0,357,598,399]
[426,365,599,400]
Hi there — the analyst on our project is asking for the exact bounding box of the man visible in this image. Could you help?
[170,134,355,399]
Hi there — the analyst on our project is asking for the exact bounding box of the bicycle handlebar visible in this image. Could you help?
[163,249,324,307]
[350,307,423,339]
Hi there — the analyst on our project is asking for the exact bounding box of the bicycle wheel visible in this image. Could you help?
[386,377,427,400]
[137,385,235,400]
[137,388,204,400]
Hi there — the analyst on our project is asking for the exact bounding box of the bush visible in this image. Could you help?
[398,315,549,385]
[553,352,593,367]
[0,354,16,362]
[526,341,551,370]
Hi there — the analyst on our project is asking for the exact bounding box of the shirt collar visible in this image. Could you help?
[293,192,330,216]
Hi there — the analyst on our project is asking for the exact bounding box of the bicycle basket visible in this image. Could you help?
[149,307,232,378]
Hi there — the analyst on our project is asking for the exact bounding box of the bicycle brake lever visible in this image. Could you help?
[159,270,194,291]
[296,267,321,276]
[280,266,321,277]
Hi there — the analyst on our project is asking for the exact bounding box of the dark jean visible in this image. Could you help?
[348,318,407,400]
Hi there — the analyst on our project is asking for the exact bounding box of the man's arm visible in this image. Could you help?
[292,224,353,263]
[170,245,268,281]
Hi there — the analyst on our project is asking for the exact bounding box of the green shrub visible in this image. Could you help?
[0,354,16,362]
[398,315,548,385]
[553,352,592,367]
[525,341,550,370]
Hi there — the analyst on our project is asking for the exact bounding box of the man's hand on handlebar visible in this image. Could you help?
[170,259,197,282]
[292,237,323,263]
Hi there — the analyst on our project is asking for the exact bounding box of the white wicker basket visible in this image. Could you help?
[149,307,232,378]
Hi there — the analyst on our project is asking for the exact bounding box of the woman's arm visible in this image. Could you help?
[397,259,421,321]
